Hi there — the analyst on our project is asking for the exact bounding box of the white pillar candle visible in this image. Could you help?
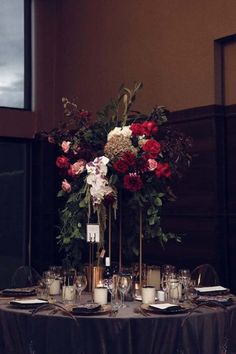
[142,286,156,304]
[157,290,165,301]
[49,279,61,295]
[94,287,107,305]
[147,267,161,290]
[62,285,75,301]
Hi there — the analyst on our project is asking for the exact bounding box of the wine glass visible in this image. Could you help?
[74,274,87,305]
[118,275,132,308]
[179,269,191,301]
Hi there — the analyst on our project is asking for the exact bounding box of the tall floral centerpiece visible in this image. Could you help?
[44,83,192,268]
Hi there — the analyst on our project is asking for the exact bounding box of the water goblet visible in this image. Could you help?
[107,275,120,311]
[118,275,132,308]
[75,274,87,305]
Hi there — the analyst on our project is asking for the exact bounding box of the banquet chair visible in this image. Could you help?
[28,303,80,354]
[11,265,41,288]
[177,301,230,354]
[191,264,219,287]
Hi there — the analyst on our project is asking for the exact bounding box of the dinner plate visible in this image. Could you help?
[141,303,188,315]
[71,304,111,316]
[9,298,49,309]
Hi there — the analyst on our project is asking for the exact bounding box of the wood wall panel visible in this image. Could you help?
[165,117,218,216]
[144,216,220,269]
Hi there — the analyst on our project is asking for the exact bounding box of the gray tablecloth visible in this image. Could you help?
[0,296,236,354]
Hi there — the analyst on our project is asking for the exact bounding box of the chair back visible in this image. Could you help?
[28,303,80,354]
[11,265,41,288]
[191,264,219,287]
[177,301,229,354]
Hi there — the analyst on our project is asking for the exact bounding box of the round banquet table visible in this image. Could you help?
[0,294,236,354]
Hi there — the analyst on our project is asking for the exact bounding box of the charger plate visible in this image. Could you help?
[1,288,37,297]
[71,304,111,316]
[194,295,233,306]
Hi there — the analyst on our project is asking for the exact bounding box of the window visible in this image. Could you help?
[0,0,31,109]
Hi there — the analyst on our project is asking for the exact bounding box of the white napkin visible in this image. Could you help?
[194,286,228,293]
[135,295,158,301]
[12,299,48,305]
[149,303,179,310]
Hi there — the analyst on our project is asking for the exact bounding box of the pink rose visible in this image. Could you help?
[61,141,71,153]
[147,158,158,171]
[70,159,86,176]
[48,136,55,144]
[61,179,71,193]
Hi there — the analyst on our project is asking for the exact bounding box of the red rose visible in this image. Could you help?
[123,173,143,192]
[56,156,70,169]
[121,152,136,166]
[79,109,90,119]
[113,159,128,173]
[142,121,158,137]
[130,123,144,136]
[155,162,171,178]
[142,139,161,158]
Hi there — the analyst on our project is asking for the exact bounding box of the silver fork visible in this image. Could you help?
[134,306,151,317]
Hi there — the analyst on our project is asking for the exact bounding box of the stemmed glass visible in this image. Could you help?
[74,274,87,305]
[161,273,169,301]
[118,275,132,308]
[107,275,120,312]
[179,269,191,302]
[161,265,176,301]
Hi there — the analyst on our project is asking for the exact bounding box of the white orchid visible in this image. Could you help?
[86,156,109,176]
[86,156,113,205]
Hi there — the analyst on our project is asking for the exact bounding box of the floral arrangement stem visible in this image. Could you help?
[108,205,112,260]
[119,194,122,272]
[139,206,143,288]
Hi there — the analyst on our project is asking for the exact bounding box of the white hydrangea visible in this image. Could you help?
[107,125,132,141]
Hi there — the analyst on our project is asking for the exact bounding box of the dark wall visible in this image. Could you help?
[30,139,61,273]
[0,139,30,289]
